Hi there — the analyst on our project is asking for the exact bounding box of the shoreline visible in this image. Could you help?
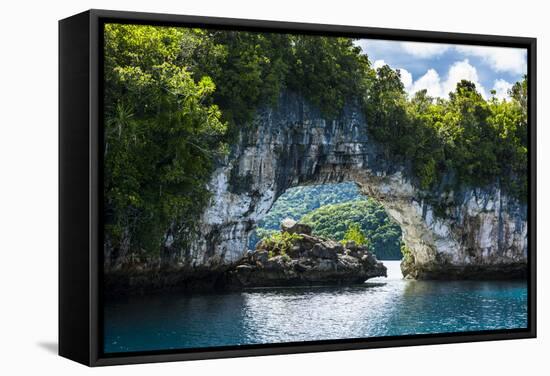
[103,262,528,297]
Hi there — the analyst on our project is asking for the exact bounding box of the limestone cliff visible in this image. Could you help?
[188,91,527,279]
[104,91,528,284]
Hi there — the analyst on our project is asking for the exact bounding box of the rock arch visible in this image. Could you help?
[191,92,527,279]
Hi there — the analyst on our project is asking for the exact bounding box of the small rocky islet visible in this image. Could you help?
[103,218,387,295]
[226,218,387,288]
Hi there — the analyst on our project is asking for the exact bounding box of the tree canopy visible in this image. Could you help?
[103,24,528,260]
[366,66,528,196]
[249,183,403,260]
[343,223,369,247]
[300,199,402,260]
[255,183,363,232]
[104,25,227,258]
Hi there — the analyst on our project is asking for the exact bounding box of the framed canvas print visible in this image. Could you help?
[59,9,536,366]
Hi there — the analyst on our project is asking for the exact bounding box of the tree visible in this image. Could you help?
[509,75,528,120]
[193,31,291,129]
[300,199,402,260]
[104,25,529,265]
[287,36,373,118]
[365,65,413,157]
[104,24,227,258]
[488,76,528,197]
[343,223,368,246]
[363,70,527,199]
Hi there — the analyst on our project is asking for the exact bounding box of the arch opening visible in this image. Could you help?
[195,92,527,280]
[248,182,403,263]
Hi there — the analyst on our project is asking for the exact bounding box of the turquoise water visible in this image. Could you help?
[103,261,528,353]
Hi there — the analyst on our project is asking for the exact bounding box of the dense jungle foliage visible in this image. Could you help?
[254,183,362,233]
[250,183,402,260]
[300,200,403,260]
[103,24,528,259]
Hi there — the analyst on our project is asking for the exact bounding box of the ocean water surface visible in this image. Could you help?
[103,261,528,353]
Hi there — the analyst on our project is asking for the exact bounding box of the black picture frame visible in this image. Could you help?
[59,9,537,367]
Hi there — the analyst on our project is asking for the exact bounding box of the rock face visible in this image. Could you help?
[280,218,313,235]
[104,91,528,284]
[398,187,527,279]
[190,91,528,280]
[226,225,386,288]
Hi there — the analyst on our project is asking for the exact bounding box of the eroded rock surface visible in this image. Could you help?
[191,92,527,280]
[104,91,528,285]
[226,225,386,288]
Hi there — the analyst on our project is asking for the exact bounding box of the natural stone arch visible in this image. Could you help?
[190,92,527,279]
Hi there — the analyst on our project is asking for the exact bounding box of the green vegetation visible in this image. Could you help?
[192,32,372,129]
[286,36,372,118]
[257,183,362,231]
[104,23,528,260]
[255,228,281,245]
[252,185,402,260]
[104,25,375,258]
[367,67,528,196]
[249,182,399,253]
[300,199,402,260]
[342,223,369,247]
[401,243,413,263]
[103,25,227,257]
[260,232,303,257]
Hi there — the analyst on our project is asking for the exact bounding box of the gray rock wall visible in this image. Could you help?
[103,91,528,281]
[188,91,527,279]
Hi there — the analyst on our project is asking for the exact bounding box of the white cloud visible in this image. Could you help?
[373,59,387,70]
[444,59,486,97]
[492,79,513,100]
[354,39,401,58]
[397,42,526,75]
[357,38,526,99]
[455,45,527,75]
[400,42,451,58]
[398,68,413,91]
[357,38,527,76]
[410,69,443,97]
[407,59,487,99]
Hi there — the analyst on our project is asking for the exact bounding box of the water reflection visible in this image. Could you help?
[104,261,527,353]
[105,291,249,351]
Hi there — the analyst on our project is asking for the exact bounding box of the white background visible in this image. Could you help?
[0,0,546,374]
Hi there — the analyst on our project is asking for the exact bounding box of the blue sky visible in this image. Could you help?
[354,39,527,100]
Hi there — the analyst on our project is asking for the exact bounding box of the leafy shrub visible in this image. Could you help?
[342,223,369,247]
[401,243,413,263]
[261,232,303,257]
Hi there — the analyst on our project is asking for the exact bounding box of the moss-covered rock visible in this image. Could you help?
[227,223,386,288]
